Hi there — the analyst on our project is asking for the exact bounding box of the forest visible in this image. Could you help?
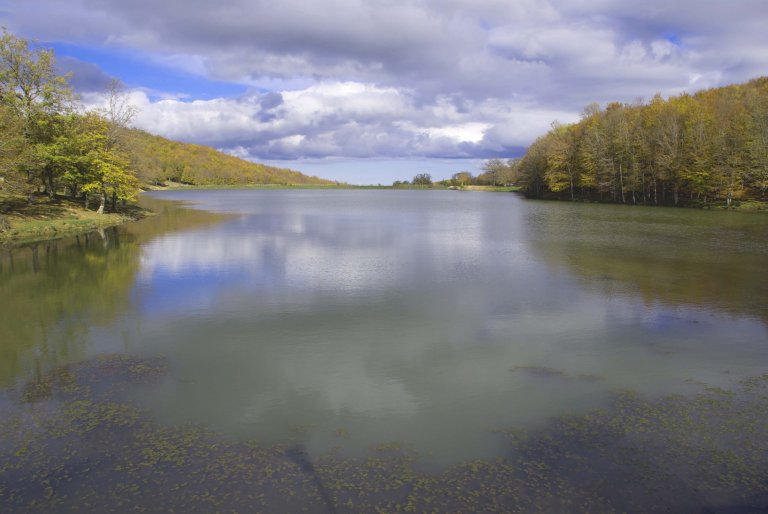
[0,29,330,221]
[518,77,768,207]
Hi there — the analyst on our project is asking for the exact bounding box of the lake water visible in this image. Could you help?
[2,189,768,509]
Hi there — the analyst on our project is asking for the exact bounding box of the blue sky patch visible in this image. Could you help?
[48,42,248,100]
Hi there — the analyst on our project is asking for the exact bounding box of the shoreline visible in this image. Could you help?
[144,181,522,192]
[0,184,521,246]
[8,183,760,248]
[0,195,152,248]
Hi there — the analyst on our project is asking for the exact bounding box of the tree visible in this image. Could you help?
[98,79,138,210]
[77,113,139,214]
[0,28,73,197]
[0,28,72,124]
[451,171,473,187]
[518,136,550,198]
[0,103,26,193]
[412,173,432,186]
[545,123,580,200]
[481,159,505,185]
[744,81,768,195]
[479,158,520,185]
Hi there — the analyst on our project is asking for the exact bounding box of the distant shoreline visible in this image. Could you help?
[7,182,764,248]
[145,181,522,193]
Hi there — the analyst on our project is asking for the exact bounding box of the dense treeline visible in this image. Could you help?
[0,29,330,222]
[518,77,768,206]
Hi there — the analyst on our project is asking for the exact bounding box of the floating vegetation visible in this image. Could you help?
[510,365,603,382]
[18,355,168,404]
[1,356,767,512]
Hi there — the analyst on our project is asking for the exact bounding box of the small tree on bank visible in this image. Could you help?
[412,173,432,186]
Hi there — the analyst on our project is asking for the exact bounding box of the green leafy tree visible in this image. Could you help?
[0,103,26,193]
[77,113,139,213]
[544,122,580,200]
[0,28,73,197]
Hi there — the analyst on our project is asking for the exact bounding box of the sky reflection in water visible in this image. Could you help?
[2,190,766,464]
[121,190,768,463]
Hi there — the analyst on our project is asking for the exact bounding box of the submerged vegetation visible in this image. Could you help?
[1,355,766,513]
[518,77,768,207]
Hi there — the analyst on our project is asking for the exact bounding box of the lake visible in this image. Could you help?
[2,189,767,512]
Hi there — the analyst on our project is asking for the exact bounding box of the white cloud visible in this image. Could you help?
[83,82,563,161]
[7,0,768,168]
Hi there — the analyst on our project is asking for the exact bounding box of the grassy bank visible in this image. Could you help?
[0,195,150,246]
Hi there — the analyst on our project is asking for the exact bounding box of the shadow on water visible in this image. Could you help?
[285,444,337,514]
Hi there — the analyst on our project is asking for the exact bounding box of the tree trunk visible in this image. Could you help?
[111,191,117,212]
[47,171,55,200]
[618,162,625,204]
[97,187,106,214]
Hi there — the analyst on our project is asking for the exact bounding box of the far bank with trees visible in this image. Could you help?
[517,77,768,208]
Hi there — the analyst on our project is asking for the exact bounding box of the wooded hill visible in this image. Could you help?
[126,129,331,187]
[0,28,331,220]
[518,77,768,206]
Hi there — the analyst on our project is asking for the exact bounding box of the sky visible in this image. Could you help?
[2,0,768,184]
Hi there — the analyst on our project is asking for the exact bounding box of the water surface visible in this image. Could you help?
[2,190,767,466]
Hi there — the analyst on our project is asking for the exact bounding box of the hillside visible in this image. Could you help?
[518,77,768,207]
[0,28,333,223]
[125,129,333,187]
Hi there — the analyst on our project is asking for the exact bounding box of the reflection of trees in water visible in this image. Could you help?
[525,204,768,324]
[0,228,139,388]
[0,198,230,389]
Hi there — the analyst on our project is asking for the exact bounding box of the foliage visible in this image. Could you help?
[0,29,331,218]
[411,173,433,186]
[477,158,520,186]
[518,77,768,206]
[432,159,521,188]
